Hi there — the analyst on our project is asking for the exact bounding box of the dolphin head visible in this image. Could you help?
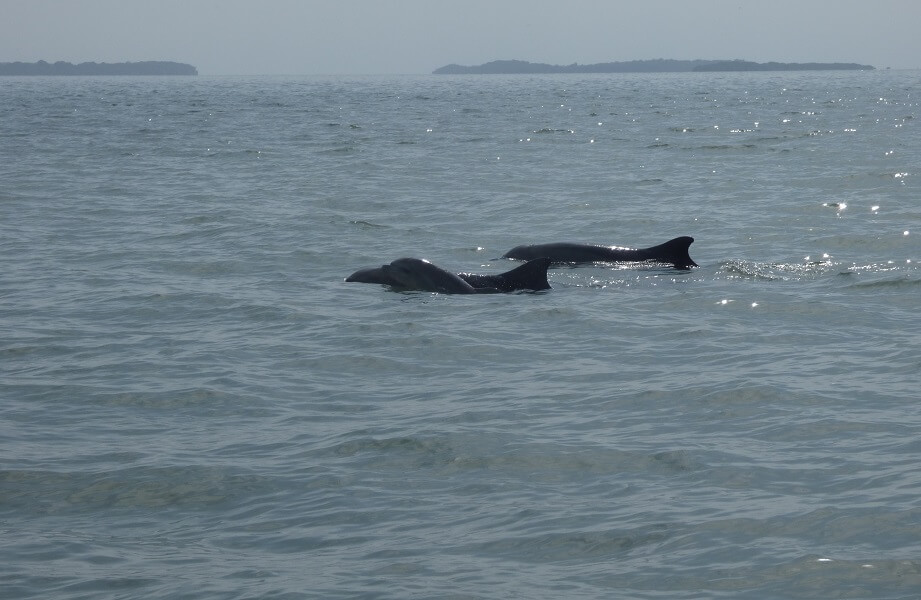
[381,258,476,294]
[381,258,432,288]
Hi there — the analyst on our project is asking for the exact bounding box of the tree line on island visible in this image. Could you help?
[433,59,875,74]
[0,60,198,76]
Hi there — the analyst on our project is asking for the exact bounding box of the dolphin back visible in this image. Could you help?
[502,236,696,269]
[503,243,613,262]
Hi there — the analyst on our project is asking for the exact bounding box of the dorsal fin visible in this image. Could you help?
[495,257,552,291]
[639,236,697,268]
[458,257,552,291]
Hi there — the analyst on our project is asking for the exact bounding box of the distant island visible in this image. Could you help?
[692,60,875,72]
[0,60,198,76]
[433,59,874,75]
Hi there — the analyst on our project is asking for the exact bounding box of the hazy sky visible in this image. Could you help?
[2,0,919,75]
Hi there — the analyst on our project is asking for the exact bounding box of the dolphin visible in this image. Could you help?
[502,236,697,269]
[346,257,551,293]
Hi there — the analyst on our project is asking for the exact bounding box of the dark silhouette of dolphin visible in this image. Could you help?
[502,236,697,269]
[456,257,552,291]
[346,257,551,293]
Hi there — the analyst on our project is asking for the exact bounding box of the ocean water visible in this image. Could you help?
[1,70,920,599]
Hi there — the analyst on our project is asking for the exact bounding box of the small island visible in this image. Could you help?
[433,59,874,75]
[0,60,198,76]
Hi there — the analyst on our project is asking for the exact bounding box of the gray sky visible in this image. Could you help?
[2,0,919,75]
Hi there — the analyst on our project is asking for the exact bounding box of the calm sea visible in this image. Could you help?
[2,70,920,599]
